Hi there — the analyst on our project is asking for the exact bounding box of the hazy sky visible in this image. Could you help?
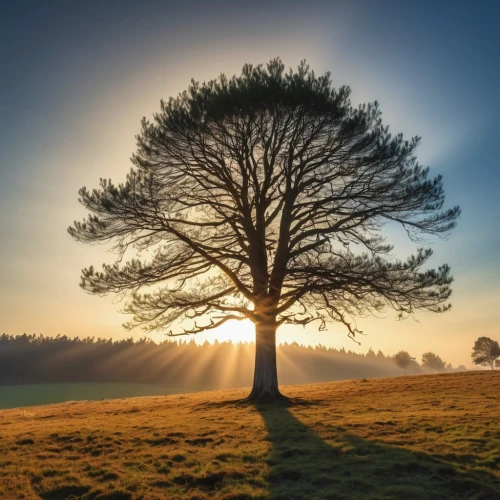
[1,0,499,367]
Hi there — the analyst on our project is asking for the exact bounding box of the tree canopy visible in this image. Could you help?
[393,350,415,373]
[471,337,500,370]
[421,352,446,372]
[69,59,459,399]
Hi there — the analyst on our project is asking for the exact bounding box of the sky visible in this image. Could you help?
[0,0,499,367]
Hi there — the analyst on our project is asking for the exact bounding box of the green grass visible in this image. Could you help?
[0,371,499,499]
[0,383,193,409]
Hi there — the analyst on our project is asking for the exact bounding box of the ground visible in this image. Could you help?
[0,371,499,499]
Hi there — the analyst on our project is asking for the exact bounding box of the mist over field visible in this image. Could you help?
[0,334,470,409]
[0,334,459,387]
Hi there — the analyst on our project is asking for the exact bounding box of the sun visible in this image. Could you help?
[210,319,255,344]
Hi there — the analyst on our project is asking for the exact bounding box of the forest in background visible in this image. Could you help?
[0,334,465,388]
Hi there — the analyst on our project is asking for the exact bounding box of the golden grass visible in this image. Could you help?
[0,371,499,499]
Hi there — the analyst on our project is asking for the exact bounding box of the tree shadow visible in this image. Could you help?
[195,396,317,410]
[255,403,500,500]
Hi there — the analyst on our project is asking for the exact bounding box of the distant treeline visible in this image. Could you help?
[0,334,465,388]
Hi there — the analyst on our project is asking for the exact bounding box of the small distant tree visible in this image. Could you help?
[421,352,446,372]
[393,350,415,375]
[471,337,500,370]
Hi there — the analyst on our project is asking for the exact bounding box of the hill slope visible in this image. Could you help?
[1,371,499,499]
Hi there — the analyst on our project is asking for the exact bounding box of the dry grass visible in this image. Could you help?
[0,371,499,499]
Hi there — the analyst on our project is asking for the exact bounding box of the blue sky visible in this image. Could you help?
[0,0,499,366]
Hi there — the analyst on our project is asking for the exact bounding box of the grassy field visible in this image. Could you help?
[0,371,499,499]
[0,383,194,410]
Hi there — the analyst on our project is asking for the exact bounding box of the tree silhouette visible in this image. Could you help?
[471,337,500,370]
[69,59,459,400]
[422,352,446,372]
[393,350,415,375]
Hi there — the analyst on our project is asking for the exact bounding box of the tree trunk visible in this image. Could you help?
[246,320,286,401]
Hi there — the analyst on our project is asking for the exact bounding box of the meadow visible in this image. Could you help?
[0,371,499,499]
[0,384,193,410]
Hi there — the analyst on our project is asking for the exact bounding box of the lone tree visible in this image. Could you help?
[421,352,446,372]
[471,337,500,370]
[393,350,415,375]
[69,59,459,401]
